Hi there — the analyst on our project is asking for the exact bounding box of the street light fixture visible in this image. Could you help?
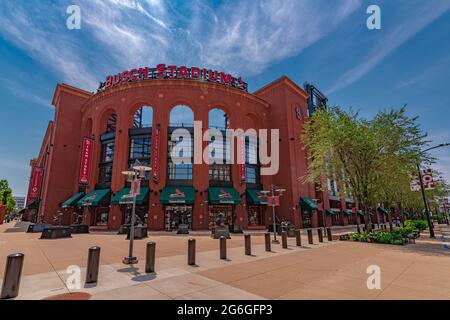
[417,143,450,238]
[261,185,286,244]
[122,160,151,265]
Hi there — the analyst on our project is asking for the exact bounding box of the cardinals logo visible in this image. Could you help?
[169,188,185,198]
[218,189,232,199]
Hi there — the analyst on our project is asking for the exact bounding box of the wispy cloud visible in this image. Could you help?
[327,1,450,94]
[0,0,361,91]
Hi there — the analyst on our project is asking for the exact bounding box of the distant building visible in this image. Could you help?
[13,196,26,211]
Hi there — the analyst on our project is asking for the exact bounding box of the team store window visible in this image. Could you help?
[98,140,114,184]
[129,135,151,179]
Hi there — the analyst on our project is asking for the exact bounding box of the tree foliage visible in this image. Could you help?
[301,106,432,230]
[0,179,16,215]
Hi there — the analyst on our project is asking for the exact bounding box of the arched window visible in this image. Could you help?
[99,112,117,185]
[167,105,194,184]
[208,108,231,186]
[244,115,261,187]
[133,106,153,128]
[129,106,153,180]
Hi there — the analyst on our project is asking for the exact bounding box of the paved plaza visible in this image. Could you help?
[1,221,450,300]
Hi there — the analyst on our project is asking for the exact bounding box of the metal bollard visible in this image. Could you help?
[295,230,301,246]
[85,246,100,284]
[220,236,227,260]
[264,232,271,252]
[327,228,332,241]
[307,229,313,244]
[188,238,196,266]
[372,223,375,230]
[357,225,361,234]
[317,228,324,242]
[281,231,288,248]
[145,241,156,273]
[244,234,251,255]
[1,253,24,299]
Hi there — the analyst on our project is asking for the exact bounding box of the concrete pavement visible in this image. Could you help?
[1,221,449,300]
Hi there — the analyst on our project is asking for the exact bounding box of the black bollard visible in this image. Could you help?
[317,228,324,243]
[188,238,196,266]
[1,253,24,299]
[220,236,227,260]
[264,232,271,252]
[281,231,288,249]
[357,225,361,234]
[326,228,332,241]
[295,230,301,246]
[244,234,251,255]
[145,242,156,273]
[372,223,375,230]
[85,246,100,284]
[307,229,313,244]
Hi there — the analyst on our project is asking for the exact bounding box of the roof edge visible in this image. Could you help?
[253,76,309,99]
[51,83,94,107]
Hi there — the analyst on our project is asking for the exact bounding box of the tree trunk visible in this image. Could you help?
[363,204,370,232]
[388,209,393,231]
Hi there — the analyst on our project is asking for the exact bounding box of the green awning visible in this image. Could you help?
[326,208,340,215]
[300,197,318,210]
[61,192,85,208]
[111,187,150,205]
[160,186,195,204]
[77,189,111,207]
[358,210,373,216]
[246,189,268,205]
[343,209,353,216]
[208,187,241,204]
[377,207,388,215]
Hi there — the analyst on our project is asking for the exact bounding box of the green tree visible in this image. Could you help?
[0,179,16,216]
[302,106,429,231]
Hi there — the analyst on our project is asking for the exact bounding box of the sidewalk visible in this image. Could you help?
[1,221,449,300]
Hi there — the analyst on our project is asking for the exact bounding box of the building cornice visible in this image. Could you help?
[80,79,270,113]
[253,76,309,99]
[51,83,93,107]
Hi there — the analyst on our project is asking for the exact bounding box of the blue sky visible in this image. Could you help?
[1,0,450,196]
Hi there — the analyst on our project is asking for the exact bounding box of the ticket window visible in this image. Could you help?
[95,206,109,226]
[247,206,265,226]
[165,206,193,231]
[208,205,233,228]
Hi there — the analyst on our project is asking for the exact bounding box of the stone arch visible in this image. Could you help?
[98,108,118,134]
[169,104,194,127]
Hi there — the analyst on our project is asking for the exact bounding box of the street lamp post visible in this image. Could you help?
[417,143,450,239]
[122,160,151,265]
[262,185,286,244]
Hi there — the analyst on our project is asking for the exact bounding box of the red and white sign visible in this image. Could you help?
[130,179,141,197]
[79,138,93,184]
[268,196,280,207]
[239,135,246,183]
[97,64,247,92]
[152,126,160,183]
[27,167,42,203]
[410,169,436,191]
[422,168,435,190]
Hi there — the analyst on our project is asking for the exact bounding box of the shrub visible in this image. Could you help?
[405,219,427,231]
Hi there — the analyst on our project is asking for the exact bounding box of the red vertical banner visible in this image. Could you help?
[79,138,93,184]
[239,135,246,183]
[152,126,160,183]
[27,167,42,203]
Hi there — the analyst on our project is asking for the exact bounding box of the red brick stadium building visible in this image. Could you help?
[24,64,384,231]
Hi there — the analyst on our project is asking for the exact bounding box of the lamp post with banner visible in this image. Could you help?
[416,143,450,238]
[261,185,286,244]
[122,160,151,265]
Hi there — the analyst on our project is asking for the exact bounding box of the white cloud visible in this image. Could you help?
[0,0,361,91]
[327,1,450,94]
